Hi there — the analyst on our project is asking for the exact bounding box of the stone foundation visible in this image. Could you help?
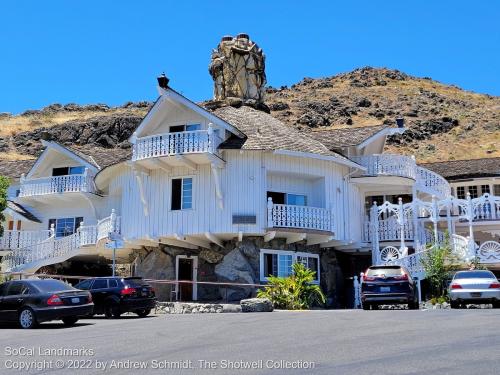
[156,302,241,314]
[131,237,341,306]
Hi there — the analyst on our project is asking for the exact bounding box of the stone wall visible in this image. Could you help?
[131,237,341,306]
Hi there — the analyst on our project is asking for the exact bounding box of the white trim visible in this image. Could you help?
[26,141,98,179]
[175,255,198,301]
[259,249,320,283]
[272,150,366,170]
[130,88,245,143]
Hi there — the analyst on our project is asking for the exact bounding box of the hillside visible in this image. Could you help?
[0,67,498,164]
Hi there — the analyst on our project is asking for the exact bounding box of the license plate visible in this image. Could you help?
[380,286,391,293]
[470,292,482,298]
[71,297,80,304]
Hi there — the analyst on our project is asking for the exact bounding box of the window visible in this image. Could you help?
[169,124,201,132]
[6,282,28,296]
[481,185,490,195]
[171,177,193,210]
[76,279,92,290]
[456,186,466,199]
[108,279,118,288]
[286,194,307,206]
[267,192,307,206]
[52,166,85,176]
[49,217,84,238]
[495,185,500,196]
[468,185,478,198]
[92,279,108,289]
[260,250,320,283]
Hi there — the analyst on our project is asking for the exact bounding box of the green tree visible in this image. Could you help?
[0,176,9,238]
[257,262,326,310]
[420,239,461,298]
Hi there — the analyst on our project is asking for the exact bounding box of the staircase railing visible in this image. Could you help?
[0,230,52,251]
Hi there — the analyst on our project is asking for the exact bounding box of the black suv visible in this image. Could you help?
[361,265,419,310]
[75,277,156,318]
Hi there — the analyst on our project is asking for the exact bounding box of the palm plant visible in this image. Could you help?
[257,262,325,309]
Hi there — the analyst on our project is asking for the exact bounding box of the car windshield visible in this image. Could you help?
[454,271,496,280]
[29,280,75,292]
[367,267,403,277]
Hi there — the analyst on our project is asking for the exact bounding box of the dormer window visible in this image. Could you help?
[169,123,201,133]
[52,166,85,176]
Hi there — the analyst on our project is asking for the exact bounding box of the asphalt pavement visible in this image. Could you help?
[0,309,499,375]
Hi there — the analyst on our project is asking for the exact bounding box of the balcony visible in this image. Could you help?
[351,154,450,198]
[0,230,52,251]
[131,128,223,168]
[19,173,96,198]
[363,218,445,244]
[267,198,333,232]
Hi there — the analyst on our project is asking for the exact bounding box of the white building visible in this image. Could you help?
[1,35,499,306]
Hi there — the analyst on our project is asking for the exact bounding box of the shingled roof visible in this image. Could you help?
[211,105,350,161]
[6,200,41,222]
[308,125,388,151]
[69,146,132,169]
[422,157,500,181]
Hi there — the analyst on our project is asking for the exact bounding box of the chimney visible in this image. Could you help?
[157,73,169,89]
[396,118,405,128]
[209,34,267,106]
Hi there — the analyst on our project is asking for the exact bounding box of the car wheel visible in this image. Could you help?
[62,317,79,326]
[136,309,151,318]
[371,304,379,310]
[450,301,460,309]
[492,301,500,309]
[19,308,38,329]
[104,303,121,319]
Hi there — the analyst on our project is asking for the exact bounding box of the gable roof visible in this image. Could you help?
[69,146,132,169]
[308,125,390,151]
[422,157,500,181]
[26,140,99,178]
[130,88,245,143]
[6,200,41,223]
[210,105,362,168]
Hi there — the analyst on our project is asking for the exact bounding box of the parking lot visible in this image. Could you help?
[1,309,499,375]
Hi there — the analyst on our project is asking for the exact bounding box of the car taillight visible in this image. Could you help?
[47,294,64,306]
[120,287,136,296]
[150,288,155,295]
[394,274,409,281]
[489,283,500,289]
[363,275,376,281]
[451,284,462,289]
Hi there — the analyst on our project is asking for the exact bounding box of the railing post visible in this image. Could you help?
[110,209,117,234]
[353,275,360,309]
[207,123,214,153]
[398,197,406,255]
[267,197,274,228]
[431,195,439,247]
[370,201,379,265]
[466,192,475,245]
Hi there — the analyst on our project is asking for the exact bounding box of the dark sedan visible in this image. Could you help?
[75,277,156,318]
[0,279,93,329]
[361,265,419,310]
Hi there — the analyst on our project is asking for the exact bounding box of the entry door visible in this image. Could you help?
[176,256,198,301]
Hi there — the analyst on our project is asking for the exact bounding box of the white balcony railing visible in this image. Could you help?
[351,155,417,180]
[362,218,414,242]
[132,128,222,162]
[0,230,52,251]
[1,213,121,272]
[351,154,451,198]
[267,198,333,232]
[19,173,95,198]
[414,166,451,198]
